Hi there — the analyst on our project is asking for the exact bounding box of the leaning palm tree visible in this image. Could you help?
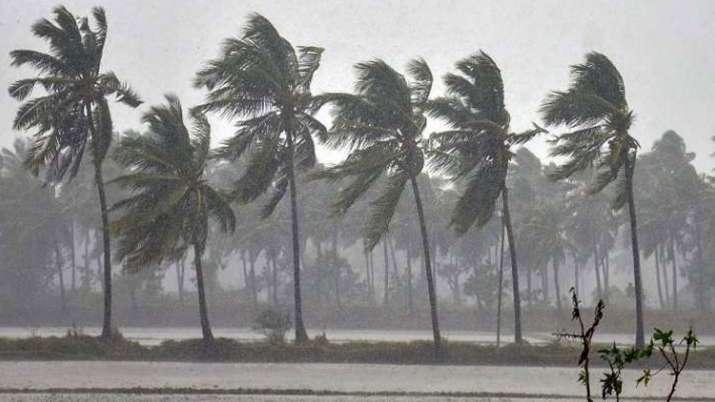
[8,6,141,339]
[111,95,235,346]
[428,51,544,344]
[193,14,325,343]
[313,58,444,357]
[540,52,645,347]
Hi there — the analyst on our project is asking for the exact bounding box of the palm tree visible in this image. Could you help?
[428,51,544,344]
[8,6,141,339]
[313,58,444,357]
[540,52,645,347]
[111,95,235,345]
[193,14,324,343]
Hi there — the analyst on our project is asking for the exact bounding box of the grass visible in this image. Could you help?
[1,332,714,368]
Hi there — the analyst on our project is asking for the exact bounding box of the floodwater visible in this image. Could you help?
[3,326,714,347]
[0,362,713,401]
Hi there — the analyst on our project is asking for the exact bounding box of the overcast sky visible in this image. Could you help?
[1,0,713,172]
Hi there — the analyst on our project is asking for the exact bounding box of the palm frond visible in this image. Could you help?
[364,172,409,250]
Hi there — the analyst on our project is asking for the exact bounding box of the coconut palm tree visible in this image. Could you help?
[110,95,236,346]
[540,52,645,347]
[8,6,141,339]
[193,14,324,343]
[428,51,545,344]
[313,58,444,357]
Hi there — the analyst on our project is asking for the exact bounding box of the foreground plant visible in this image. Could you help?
[8,5,141,340]
[638,328,698,402]
[598,343,650,401]
[554,288,604,402]
[111,95,235,346]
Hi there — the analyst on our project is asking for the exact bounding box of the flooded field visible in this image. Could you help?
[3,326,714,347]
[0,361,713,401]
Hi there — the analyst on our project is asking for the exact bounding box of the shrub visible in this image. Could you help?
[252,309,292,344]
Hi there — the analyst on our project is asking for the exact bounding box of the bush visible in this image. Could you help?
[252,309,291,344]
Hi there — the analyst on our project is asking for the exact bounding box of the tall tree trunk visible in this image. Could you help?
[70,221,77,295]
[694,204,707,310]
[496,218,505,348]
[316,241,323,305]
[409,176,442,358]
[369,250,376,303]
[526,266,532,307]
[501,187,523,344]
[364,251,373,303]
[285,126,308,343]
[669,234,678,311]
[271,254,279,306]
[602,250,610,303]
[553,257,562,313]
[332,232,341,310]
[54,241,67,314]
[249,251,258,310]
[658,245,670,307]
[193,243,214,345]
[388,234,400,279]
[593,243,603,300]
[541,264,549,303]
[574,260,580,301]
[405,249,415,313]
[625,155,645,349]
[655,248,665,309]
[382,238,389,307]
[86,102,113,341]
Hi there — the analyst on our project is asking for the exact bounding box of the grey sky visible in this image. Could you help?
[1,0,713,172]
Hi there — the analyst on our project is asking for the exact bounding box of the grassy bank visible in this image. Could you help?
[1,333,714,368]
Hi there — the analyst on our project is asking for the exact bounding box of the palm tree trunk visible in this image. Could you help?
[501,187,523,344]
[661,245,671,305]
[369,250,376,303]
[85,102,113,341]
[285,127,308,343]
[54,241,67,314]
[405,249,415,313]
[669,234,678,311]
[625,156,645,349]
[541,264,549,303]
[271,255,279,306]
[574,260,580,297]
[94,150,113,338]
[409,176,442,358]
[332,232,341,310]
[694,205,707,310]
[193,243,214,345]
[553,257,562,313]
[249,251,258,310]
[364,251,372,303]
[70,221,77,296]
[655,248,665,309]
[593,243,603,300]
[496,218,505,348]
[382,238,389,307]
[603,251,610,303]
[525,266,532,308]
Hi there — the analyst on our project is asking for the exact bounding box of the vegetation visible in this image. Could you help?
[2,7,715,369]
[541,52,645,347]
[7,5,141,340]
[193,14,325,344]
[110,95,236,346]
[554,289,605,402]
[313,58,443,357]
